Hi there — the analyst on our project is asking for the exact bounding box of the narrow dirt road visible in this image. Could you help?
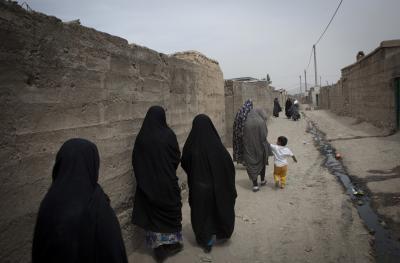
[129,114,373,263]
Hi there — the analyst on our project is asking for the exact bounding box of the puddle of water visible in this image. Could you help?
[306,118,400,263]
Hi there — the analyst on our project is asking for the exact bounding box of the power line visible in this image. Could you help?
[304,0,344,79]
[315,0,344,46]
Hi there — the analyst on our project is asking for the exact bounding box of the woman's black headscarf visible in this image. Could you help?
[181,114,237,246]
[32,138,128,263]
[132,106,182,233]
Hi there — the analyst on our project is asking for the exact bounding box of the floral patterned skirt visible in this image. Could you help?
[145,231,183,249]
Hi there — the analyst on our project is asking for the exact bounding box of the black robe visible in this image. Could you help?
[32,139,128,263]
[285,99,293,118]
[181,114,237,246]
[273,98,282,117]
[132,106,182,233]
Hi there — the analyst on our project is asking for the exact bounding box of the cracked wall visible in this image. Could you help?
[319,40,400,130]
[0,2,224,262]
[224,80,284,147]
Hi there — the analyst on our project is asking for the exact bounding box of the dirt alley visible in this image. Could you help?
[129,112,373,263]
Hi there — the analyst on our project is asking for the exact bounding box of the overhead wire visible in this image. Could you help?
[314,0,344,46]
[305,0,344,71]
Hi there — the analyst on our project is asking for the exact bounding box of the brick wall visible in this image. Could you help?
[224,80,285,146]
[318,40,400,129]
[319,80,349,115]
[0,2,224,262]
[319,86,330,109]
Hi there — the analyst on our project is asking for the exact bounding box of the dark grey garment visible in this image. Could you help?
[255,108,268,122]
[254,108,272,157]
[243,109,272,181]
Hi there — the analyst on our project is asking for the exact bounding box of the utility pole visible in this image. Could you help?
[299,75,302,94]
[313,45,318,87]
[320,76,322,87]
[304,70,308,92]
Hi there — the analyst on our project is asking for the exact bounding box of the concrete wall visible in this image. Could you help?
[319,40,400,129]
[224,80,284,146]
[0,2,224,262]
[319,81,349,114]
[319,86,330,110]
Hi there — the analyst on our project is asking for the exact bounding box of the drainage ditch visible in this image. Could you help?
[306,117,400,263]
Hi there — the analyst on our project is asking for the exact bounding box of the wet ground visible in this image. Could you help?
[305,114,400,262]
[305,110,400,247]
[129,112,372,263]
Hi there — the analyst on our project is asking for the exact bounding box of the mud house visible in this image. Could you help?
[307,86,321,108]
[0,1,289,261]
[319,40,400,130]
[224,77,285,147]
[0,2,226,261]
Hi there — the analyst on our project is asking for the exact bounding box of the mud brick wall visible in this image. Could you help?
[224,80,284,147]
[344,42,400,129]
[319,86,330,109]
[0,2,224,262]
[319,80,349,115]
[319,40,400,129]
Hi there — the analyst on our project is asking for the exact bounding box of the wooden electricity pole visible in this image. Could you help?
[313,45,318,87]
[304,70,308,92]
[299,75,302,94]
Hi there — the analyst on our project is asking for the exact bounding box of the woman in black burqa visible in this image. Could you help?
[131,106,183,261]
[273,98,282,117]
[285,98,293,119]
[181,114,237,253]
[32,138,128,263]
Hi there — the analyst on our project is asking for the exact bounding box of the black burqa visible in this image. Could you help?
[181,114,237,246]
[273,98,282,117]
[32,138,128,263]
[285,98,293,118]
[132,106,182,233]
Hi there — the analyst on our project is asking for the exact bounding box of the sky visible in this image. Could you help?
[25,0,400,93]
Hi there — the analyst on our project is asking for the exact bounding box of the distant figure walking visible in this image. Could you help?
[131,106,183,262]
[273,98,282,117]
[182,114,237,253]
[290,100,300,121]
[285,98,293,119]
[233,99,253,164]
[32,139,128,263]
[243,108,272,192]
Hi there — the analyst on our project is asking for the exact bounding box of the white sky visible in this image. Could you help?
[26,0,400,93]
